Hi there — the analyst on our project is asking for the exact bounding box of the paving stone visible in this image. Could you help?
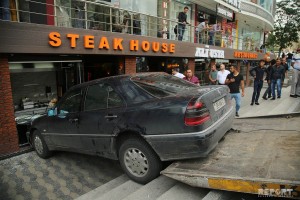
[0,151,122,199]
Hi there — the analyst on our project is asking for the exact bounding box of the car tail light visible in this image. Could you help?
[184,99,210,126]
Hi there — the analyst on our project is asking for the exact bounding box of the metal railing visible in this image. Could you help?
[0,0,263,51]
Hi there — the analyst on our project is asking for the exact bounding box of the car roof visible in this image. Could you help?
[69,72,168,91]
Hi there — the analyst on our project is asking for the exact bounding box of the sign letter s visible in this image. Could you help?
[49,32,61,47]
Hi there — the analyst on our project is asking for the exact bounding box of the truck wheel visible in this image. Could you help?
[119,137,162,184]
[32,130,52,159]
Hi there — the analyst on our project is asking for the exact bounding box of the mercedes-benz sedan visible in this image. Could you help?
[27,72,235,184]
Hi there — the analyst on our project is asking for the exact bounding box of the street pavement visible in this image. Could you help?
[238,85,300,118]
[0,152,123,200]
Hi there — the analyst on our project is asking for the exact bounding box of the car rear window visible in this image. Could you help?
[131,73,198,97]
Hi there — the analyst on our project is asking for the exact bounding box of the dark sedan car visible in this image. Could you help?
[27,72,235,184]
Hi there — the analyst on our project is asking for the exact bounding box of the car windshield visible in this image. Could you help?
[131,73,198,96]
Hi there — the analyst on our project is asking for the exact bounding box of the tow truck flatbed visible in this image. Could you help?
[162,118,300,198]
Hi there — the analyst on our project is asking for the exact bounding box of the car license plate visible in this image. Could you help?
[213,98,225,111]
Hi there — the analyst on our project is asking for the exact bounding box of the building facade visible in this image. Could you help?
[0,0,275,156]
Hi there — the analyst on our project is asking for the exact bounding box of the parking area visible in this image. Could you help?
[0,151,123,200]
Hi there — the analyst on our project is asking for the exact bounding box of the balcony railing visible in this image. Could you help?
[0,0,262,52]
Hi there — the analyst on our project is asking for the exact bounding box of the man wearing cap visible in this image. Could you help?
[290,48,300,98]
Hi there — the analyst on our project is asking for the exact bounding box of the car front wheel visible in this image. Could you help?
[119,137,162,184]
[32,130,52,159]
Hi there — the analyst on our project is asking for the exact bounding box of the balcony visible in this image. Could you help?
[239,1,274,30]
[0,0,262,52]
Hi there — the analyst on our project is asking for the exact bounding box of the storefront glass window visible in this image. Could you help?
[56,0,71,27]
[136,57,188,75]
[87,0,110,31]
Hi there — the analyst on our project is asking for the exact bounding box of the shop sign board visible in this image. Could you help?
[222,0,241,9]
[217,5,233,20]
[48,32,176,54]
[195,47,225,58]
[234,51,258,59]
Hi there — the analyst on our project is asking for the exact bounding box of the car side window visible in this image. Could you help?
[107,85,123,108]
[59,89,82,113]
[85,83,123,111]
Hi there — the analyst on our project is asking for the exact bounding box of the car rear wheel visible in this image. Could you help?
[119,137,162,184]
[32,130,52,159]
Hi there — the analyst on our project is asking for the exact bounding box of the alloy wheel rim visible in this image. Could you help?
[34,136,43,155]
[124,148,149,177]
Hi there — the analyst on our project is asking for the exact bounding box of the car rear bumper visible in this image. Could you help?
[144,106,235,161]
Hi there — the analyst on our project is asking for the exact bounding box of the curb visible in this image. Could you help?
[0,146,33,161]
[237,112,300,119]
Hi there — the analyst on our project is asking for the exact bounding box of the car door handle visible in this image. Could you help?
[105,115,118,119]
[69,118,79,123]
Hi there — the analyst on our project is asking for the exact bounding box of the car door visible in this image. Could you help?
[46,88,83,150]
[78,82,126,155]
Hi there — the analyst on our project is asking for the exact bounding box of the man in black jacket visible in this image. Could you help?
[250,59,266,105]
[177,7,189,41]
[269,58,285,100]
[262,59,276,100]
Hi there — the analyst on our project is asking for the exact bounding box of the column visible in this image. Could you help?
[125,56,136,74]
[0,57,19,156]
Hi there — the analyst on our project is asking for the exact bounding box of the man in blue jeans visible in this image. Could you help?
[269,58,285,100]
[177,7,189,41]
[250,59,266,105]
[225,65,245,117]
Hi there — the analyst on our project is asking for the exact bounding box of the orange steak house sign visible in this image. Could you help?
[48,32,176,53]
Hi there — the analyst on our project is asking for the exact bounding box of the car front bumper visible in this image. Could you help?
[144,106,235,161]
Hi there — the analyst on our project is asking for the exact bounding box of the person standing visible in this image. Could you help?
[225,65,245,117]
[281,58,288,89]
[209,21,222,46]
[183,69,200,85]
[269,58,285,100]
[195,18,209,44]
[172,68,185,78]
[217,64,230,85]
[287,51,294,71]
[208,64,218,85]
[290,48,300,98]
[262,59,276,100]
[177,7,189,41]
[250,59,266,105]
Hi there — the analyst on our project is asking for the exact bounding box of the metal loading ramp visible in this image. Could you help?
[161,129,300,198]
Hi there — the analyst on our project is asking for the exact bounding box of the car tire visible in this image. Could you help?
[32,130,52,159]
[119,137,162,184]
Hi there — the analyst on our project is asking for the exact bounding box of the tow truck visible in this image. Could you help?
[162,117,300,199]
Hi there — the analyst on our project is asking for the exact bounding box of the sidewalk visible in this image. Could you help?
[238,86,300,118]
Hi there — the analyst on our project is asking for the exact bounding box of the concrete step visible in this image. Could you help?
[202,190,233,200]
[76,174,129,200]
[95,179,142,200]
[123,175,177,200]
[157,182,209,200]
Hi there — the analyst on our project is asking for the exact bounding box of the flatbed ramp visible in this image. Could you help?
[162,129,300,198]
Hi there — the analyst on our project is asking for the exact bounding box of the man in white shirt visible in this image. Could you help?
[290,48,300,97]
[195,19,208,44]
[172,68,185,78]
[217,64,230,85]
